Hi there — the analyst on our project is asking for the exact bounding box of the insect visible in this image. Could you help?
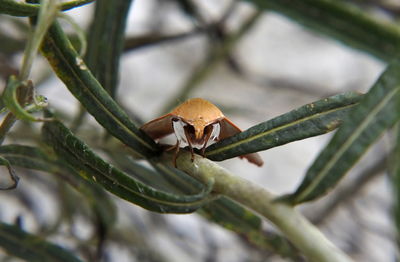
[140,98,263,167]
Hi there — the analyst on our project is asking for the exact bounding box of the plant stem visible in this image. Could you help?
[175,152,353,262]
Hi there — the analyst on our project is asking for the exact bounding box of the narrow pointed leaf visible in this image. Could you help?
[206,92,362,161]
[285,59,400,204]
[40,21,158,158]
[0,144,117,230]
[201,197,296,257]
[0,155,19,190]
[0,0,94,17]
[110,154,180,192]
[0,144,59,172]
[0,222,83,262]
[246,0,400,61]
[42,119,214,213]
[85,0,132,97]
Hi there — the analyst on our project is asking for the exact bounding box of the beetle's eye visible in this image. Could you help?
[185,124,195,134]
[204,124,212,133]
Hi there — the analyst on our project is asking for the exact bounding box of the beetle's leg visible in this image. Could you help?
[200,125,213,157]
[183,126,195,162]
[165,142,178,152]
[172,141,180,167]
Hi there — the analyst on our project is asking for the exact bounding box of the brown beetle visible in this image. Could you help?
[140,98,263,166]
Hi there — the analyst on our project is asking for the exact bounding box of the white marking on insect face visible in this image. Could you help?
[198,122,220,148]
[172,119,189,147]
[210,123,220,141]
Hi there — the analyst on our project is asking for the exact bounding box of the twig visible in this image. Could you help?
[173,151,353,262]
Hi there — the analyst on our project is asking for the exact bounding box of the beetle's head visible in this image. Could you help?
[191,119,207,140]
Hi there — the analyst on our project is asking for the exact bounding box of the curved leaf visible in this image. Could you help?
[0,144,58,172]
[284,59,400,204]
[245,0,400,61]
[0,144,117,231]
[40,21,158,158]
[206,92,362,161]
[0,0,94,17]
[42,119,214,213]
[0,222,83,262]
[0,156,19,190]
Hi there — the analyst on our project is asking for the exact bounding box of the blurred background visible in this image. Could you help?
[0,0,397,261]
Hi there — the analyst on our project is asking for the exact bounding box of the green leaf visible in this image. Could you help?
[0,155,19,190]
[0,0,94,17]
[42,119,214,213]
[0,222,83,262]
[40,21,158,158]
[85,0,132,97]
[245,0,400,61]
[201,197,296,257]
[206,92,362,161]
[0,144,58,172]
[202,197,261,232]
[285,59,400,204]
[0,144,117,230]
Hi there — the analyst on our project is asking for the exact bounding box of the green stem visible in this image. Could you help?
[0,0,94,17]
[175,152,353,262]
[20,0,59,81]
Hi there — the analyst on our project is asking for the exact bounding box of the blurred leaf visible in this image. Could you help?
[0,0,94,17]
[246,0,400,61]
[206,92,362,161]
[0,156,19,190]
[40,21,159,158]
[391,124,400,248]
[0,144,58,171]
[284,59,400,204]
[201,197,297,257]
[108,152,186,193]
[0,144,117,231]
[0,222,83,262]
[0,113,17,145]
[42,119,214,213]
[202,197,261,232]
[0,29,25,55]
[124,31,201,51]
[152,161,205,194]
[85,0,133,97]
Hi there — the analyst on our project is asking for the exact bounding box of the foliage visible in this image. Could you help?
[0,0,399,261]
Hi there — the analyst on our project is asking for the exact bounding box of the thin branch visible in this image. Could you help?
[172,151,353,262]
